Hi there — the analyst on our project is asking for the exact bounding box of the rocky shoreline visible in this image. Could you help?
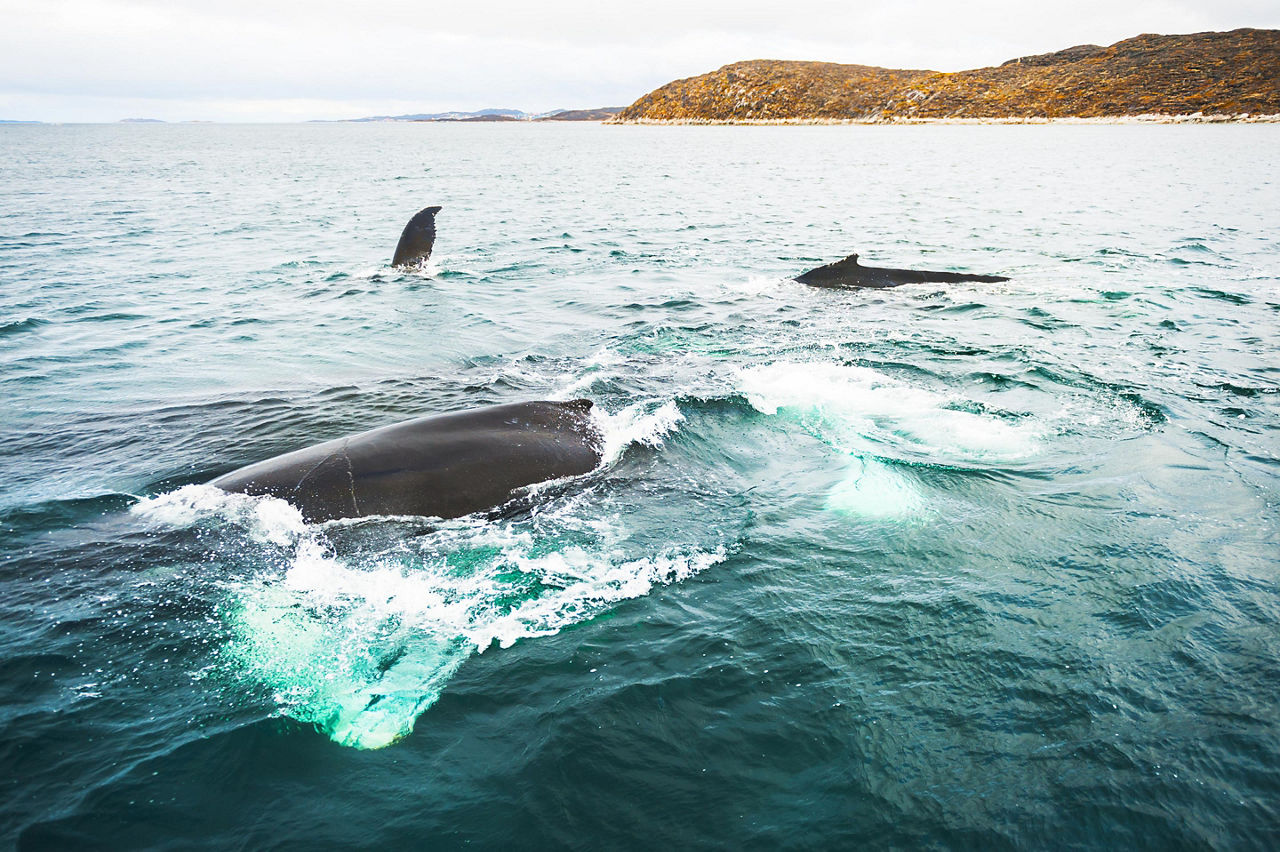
[614,29,1280,124]
[611,113,1280,125]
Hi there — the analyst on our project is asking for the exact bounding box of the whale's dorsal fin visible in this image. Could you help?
[832,252,861,267]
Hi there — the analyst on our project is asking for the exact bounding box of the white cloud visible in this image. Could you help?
[0,0,1275,121]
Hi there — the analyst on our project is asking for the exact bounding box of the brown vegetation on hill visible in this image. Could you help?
[614,29,1280,122]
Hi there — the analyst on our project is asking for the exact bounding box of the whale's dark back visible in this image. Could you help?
[392,205,442,267]
[796,253,1010,289]
[210,399,602,522]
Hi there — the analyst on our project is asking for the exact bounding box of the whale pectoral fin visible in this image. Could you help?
[392,205,442,268]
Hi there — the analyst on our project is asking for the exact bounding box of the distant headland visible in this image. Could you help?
[612,28,1280,124]
[330,108,624,123]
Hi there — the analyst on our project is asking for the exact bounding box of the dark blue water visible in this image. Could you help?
[2,123,1278,848]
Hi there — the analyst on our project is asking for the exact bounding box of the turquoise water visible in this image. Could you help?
[2,122,1278,846]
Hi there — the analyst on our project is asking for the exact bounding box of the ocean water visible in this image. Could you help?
[1,122,1278,848]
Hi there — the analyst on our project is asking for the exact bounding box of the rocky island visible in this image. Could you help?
[613,28,1280,123]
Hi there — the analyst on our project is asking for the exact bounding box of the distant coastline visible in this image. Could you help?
[613,113,1280,126]
[328,107,624,123]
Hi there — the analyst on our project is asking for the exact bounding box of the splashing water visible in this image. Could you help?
[739,362,1041,461]
[824,457,924,518]
[738,362,1042,517]
[132,405,723,750]
[233,521,722,747]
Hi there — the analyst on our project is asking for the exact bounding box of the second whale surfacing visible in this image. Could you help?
[209,400,603,522]
[795,253,1010,289]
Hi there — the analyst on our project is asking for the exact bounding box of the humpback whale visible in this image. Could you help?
[210,399,603,522]
[392,205,442,268]
[795,253,1010,289]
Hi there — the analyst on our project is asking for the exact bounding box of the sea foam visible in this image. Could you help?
[739,361,1040,462]
[137,455,718,750]
[739,362,1040,518]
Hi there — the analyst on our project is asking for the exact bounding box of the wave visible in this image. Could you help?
[739,361,1042,462]
[133,485,305,547]
[824,456,924,518]
[593,398,684,463]
[735,361,1044,519]
[0,317,49,336]
[0,492,139,530]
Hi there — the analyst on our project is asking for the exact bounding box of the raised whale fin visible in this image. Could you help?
[392,205,442,268]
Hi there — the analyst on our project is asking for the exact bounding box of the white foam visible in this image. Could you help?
[560,347,628,396]
[220,503,724,749]
[468,546,725,652]
[825,457,923,518]
[394,254,444,278]
[739,362,1040,462]
[584,346,625,369]
[131,484,305,547]
[228,564,469,750]
[721,275,791,297]
[593,399,684,464]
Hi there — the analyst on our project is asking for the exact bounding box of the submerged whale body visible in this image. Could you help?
[795,253,1010,289]
[392,205,442,268]
[210,399,603,522]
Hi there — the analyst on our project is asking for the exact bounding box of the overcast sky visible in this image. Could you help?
[2,0,1276,122]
